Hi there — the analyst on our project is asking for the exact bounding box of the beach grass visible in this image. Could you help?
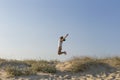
[0,57,119,77]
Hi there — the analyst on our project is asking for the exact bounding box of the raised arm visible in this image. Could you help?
[63,34,69,39]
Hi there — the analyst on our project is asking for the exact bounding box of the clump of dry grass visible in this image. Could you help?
[0,59,58,77]
[24,59,57,73]
[27,60,57,73]
[0,60,34,77]
[0,60,30,70]
[99,57,120,68]
[0,57,120,77]
[61,57,98,72]
[56,56,120,73]
[5,66,34,77]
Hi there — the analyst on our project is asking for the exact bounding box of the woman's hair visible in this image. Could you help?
[60,36,66,41]
[60,36,63,39]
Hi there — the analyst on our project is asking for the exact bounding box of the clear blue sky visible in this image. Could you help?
[0,0,120,60]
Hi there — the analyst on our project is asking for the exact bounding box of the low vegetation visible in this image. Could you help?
[5,66,33,77]
[0,57,119,77]
[56,56,120,73]
[0,59,58,77]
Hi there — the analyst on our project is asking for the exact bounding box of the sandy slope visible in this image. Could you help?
[0,68,119,80]
[0,57,119,80]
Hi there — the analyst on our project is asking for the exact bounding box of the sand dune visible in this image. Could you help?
[0,57,119,80]
[0,68,119,80]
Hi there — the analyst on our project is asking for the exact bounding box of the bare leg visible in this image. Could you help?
[58,46,62,55]
[58,51,67,55]
[62,51,67,55]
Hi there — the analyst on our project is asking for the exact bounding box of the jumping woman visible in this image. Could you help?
[58,34,69,55]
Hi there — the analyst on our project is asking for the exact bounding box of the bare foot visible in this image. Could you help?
[64,51,67,55]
